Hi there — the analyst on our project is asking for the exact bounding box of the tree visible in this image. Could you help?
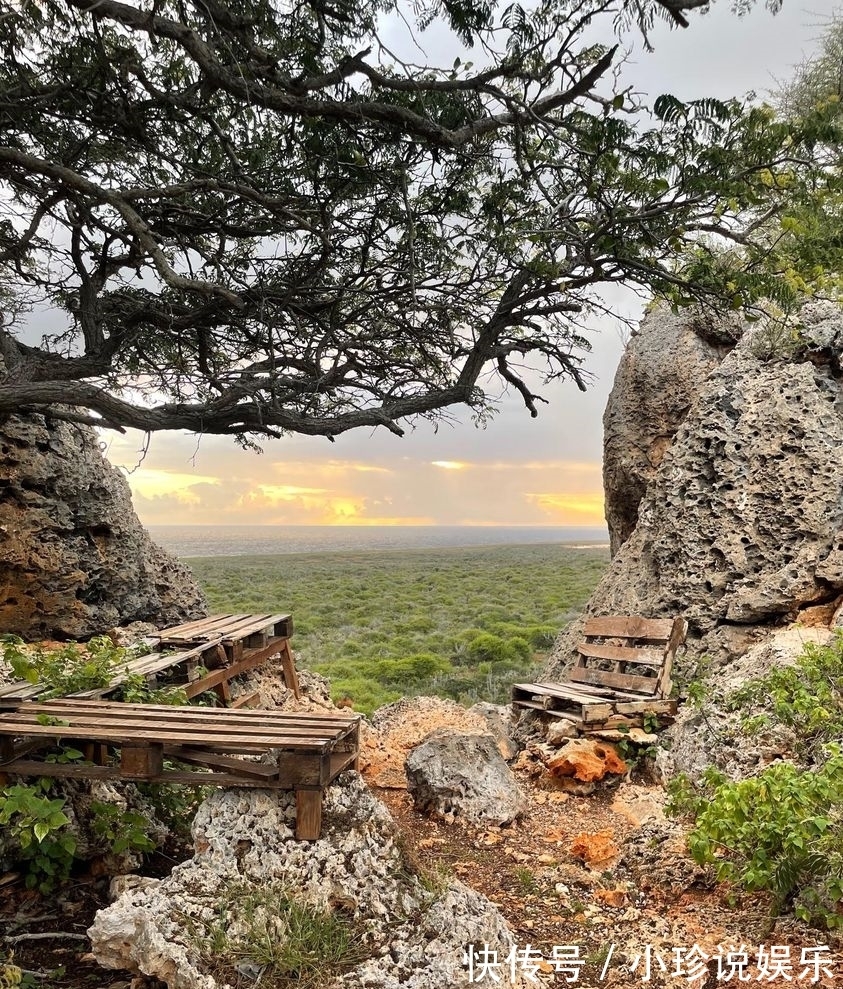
[0,0,839,443]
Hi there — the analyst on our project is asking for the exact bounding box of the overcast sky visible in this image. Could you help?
[105,1,836,528]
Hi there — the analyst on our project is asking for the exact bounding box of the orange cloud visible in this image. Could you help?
[525,492,605,525]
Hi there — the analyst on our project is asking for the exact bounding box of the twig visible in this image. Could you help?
[3,932,88,944]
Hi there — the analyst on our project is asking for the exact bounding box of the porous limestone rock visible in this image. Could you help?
[547,318,843,676]
[545,738,627,783]
[89,774,524,989]
[0,413,206,639]
[603,306,736,555]
[467,701,520,760]
[405,729,527,824]
[657,627,833,782]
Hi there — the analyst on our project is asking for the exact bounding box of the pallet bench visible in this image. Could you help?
[0,613,300,708]
[0,699,360,839]
[512,615,687,731]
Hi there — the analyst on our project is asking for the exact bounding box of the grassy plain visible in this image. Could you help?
[188,543,608,714]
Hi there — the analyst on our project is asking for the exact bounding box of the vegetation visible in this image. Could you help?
[727,631,843,759]
[667,755,843,929]
[193,881,367,988]
[667,634,843,929]
[2,0,842,442]
[0,636,209,889]
[189,542,607,713]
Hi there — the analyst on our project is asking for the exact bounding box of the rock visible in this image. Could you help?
[620,818,708,895]
[362,696,491,789]
[405,729,527,824]
[603,306,737,555]
[545,738,627,783]
[547,315,843,677]
[89,774,525,988]
[545,719,579,746]
[658,627,832,781]
[0,413,206,639]
[568,829,619,865]
[467,702,520,760]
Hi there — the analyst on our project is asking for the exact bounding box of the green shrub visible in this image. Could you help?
[728,631,843,757]
[0,782,77,893]
[667,750,843,928]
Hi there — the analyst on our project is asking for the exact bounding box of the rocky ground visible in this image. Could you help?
[3,680,840,989]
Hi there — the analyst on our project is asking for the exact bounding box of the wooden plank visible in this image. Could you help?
[219,614,292,644]
[279,641,301,699]
[155,614,247,640]
[295,790,322,840]
[614,699,677,716]
[15,698,357,726]
[166,747,281,779]
[0,725,346,750]
[230,692,261,710]
[576,643,665,668]
[1,760,292,788]
[568,666,658,696]
[582,616,675,640]
[0,704,356,740]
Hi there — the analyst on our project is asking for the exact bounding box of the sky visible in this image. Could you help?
[104,0,837,528]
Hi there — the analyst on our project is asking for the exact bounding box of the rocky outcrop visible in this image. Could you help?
[405,729,526,824]
[89,775,523,988]
[0,414,206,639]
[547,309,843,676]
[657,627,833,782]
[603,307,736,555]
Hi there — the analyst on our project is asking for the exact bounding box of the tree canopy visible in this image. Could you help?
[0,0,839,441]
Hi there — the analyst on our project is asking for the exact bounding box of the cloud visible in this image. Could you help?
[124,468,220,505]
[525,492,606,525]
[431,460,470,470]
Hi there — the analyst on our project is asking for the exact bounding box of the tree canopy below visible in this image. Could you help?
[0,0,839,441]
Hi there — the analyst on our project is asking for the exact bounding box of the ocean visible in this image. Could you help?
[147,524,610,559]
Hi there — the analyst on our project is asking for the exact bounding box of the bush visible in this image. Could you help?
[667,750,843,929]
[727,631,843,758]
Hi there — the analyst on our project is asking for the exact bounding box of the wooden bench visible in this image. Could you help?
[0,699,359,839]
[512,615,687,731]
[0,613,300,708]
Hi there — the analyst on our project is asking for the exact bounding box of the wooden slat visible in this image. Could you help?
[582,616,675,640]
[2,699,357,728]
[166,747,281,779]
[569,666,659,696]
[155,614,247,639]
[576,643,665,668]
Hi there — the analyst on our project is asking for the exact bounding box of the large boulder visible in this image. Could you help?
[89,774,523,989]
[0,413,206,639]
[603,306,737,555]
[547,308,843,676]
[405,729,526,824]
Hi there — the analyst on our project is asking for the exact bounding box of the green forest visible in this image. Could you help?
[190,544,608,713]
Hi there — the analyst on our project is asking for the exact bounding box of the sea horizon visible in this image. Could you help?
[148,523,610,558]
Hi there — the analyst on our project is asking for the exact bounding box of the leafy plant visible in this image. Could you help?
[0,782,76,893]
[89,801,156,856]
[727,632,843,757]
[667,751,843,929]
[1,635,127,697]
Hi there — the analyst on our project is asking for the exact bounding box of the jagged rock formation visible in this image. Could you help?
[0,413,206,639]
[603,306,737,555]
[89,775,523,989]
[547,304,843,676]
[405,728,526,824]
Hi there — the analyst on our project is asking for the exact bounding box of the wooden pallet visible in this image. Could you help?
[0,699,359,839]
[0,613,300,707]
[512,615,686,730]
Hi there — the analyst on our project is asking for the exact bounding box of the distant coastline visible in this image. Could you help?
[147,524,610,559]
